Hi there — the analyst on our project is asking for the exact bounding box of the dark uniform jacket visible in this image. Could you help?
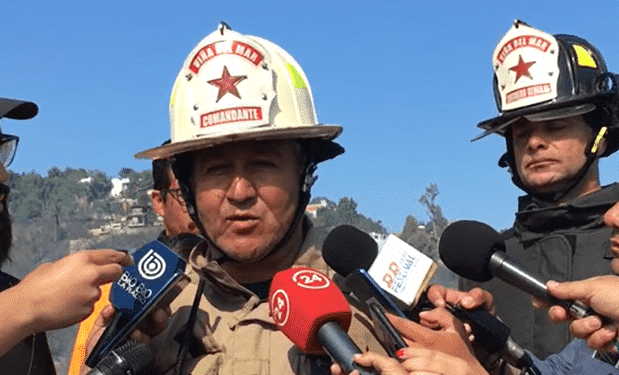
[461,183,619,359]
[0,271,57,375]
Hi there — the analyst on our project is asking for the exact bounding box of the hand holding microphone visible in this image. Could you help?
[439,220,593,319]
[439,219,619,356]
[544,276,619,352]
[85,240,187,369]
[332,309,490,375]
[323,225,519,365]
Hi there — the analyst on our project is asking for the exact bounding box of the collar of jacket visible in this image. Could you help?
[514,183,619,233]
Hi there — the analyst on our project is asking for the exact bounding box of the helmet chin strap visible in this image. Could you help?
[501,127,607,203]
[243,160,316,267]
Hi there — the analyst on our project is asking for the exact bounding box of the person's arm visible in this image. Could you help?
[0,249,131,358]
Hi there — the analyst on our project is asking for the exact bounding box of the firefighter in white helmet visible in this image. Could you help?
[131,23,386,374]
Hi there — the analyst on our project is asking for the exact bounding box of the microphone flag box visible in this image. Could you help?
[368,234,437,307]
[86,240,188,367]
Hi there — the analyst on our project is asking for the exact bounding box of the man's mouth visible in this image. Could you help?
[526,158,556,169]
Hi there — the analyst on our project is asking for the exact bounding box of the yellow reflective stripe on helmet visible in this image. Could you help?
[591,126,608,154]
[286,63,307,88]
[170,80,179,108]
[573,45,597,68]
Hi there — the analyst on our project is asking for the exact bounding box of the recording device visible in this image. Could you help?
[86,240,189,367]
[268,266,377,375]
[87,340,153,375]
[323,225,528,365]
[438,220,591,319]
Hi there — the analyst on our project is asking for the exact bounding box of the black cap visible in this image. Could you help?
[0,97,38,120]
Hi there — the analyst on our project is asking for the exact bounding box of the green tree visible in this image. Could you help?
[87,171,112,202]
[314,197,386,235]
[418,183,449,243]
[9,171,45,220]
[399,183,449,261]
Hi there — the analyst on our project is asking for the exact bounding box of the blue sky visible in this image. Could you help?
[1,1,618,233]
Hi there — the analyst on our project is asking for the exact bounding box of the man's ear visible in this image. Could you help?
[151,190,165,216]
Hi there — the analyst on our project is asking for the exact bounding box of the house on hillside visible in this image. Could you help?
[305,199,328,218]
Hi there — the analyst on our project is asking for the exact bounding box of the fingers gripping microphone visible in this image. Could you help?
[439,220,591,319]
[269,267,377,375]
[86,240,189,367]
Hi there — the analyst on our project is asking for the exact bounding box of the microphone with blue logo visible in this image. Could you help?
[86,240,189,368]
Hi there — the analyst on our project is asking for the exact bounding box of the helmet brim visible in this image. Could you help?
[0,98,38,120]
[472,102,596,141]
[135,124,343,162]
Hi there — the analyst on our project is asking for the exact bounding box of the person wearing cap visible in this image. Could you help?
[427,20,619,373]
[0,98,133,374]
[150,152,201,259]
[117,23,386,374]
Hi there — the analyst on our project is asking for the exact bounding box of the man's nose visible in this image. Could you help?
[226,175,257,202]
[527,129,548,150]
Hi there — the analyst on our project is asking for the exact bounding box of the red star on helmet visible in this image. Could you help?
[207,66,247,102]
[509,55,536,84]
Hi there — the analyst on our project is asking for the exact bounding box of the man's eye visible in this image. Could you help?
[254,160,276,167]
[513,130,528,139]
[203,165,227,174]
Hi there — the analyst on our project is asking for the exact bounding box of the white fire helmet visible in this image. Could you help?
[136,23,343,162]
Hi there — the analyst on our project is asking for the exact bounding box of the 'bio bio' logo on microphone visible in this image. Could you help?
[138,249,166,280]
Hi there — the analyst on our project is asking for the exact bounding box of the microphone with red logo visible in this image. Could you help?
[269,267,377,375]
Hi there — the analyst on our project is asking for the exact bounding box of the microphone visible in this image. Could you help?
[86,240,189,367]
[322,226,410,357]
[268,266,377,375]
[323,225,408,317]
[323,225,523,365]
[87,340,153,375]
[438,220,591,319]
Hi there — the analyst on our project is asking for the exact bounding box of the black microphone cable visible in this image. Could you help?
[173,277,206,375]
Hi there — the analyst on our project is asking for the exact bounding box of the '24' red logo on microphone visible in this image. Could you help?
[292,269,330,290]
[270,289,290,326]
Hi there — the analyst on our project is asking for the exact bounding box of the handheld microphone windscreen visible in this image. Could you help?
[86,240,188,367]
[87,340,153,375]
[269,267,351,353]
[438,220,502,282]
[323,225,378,276]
